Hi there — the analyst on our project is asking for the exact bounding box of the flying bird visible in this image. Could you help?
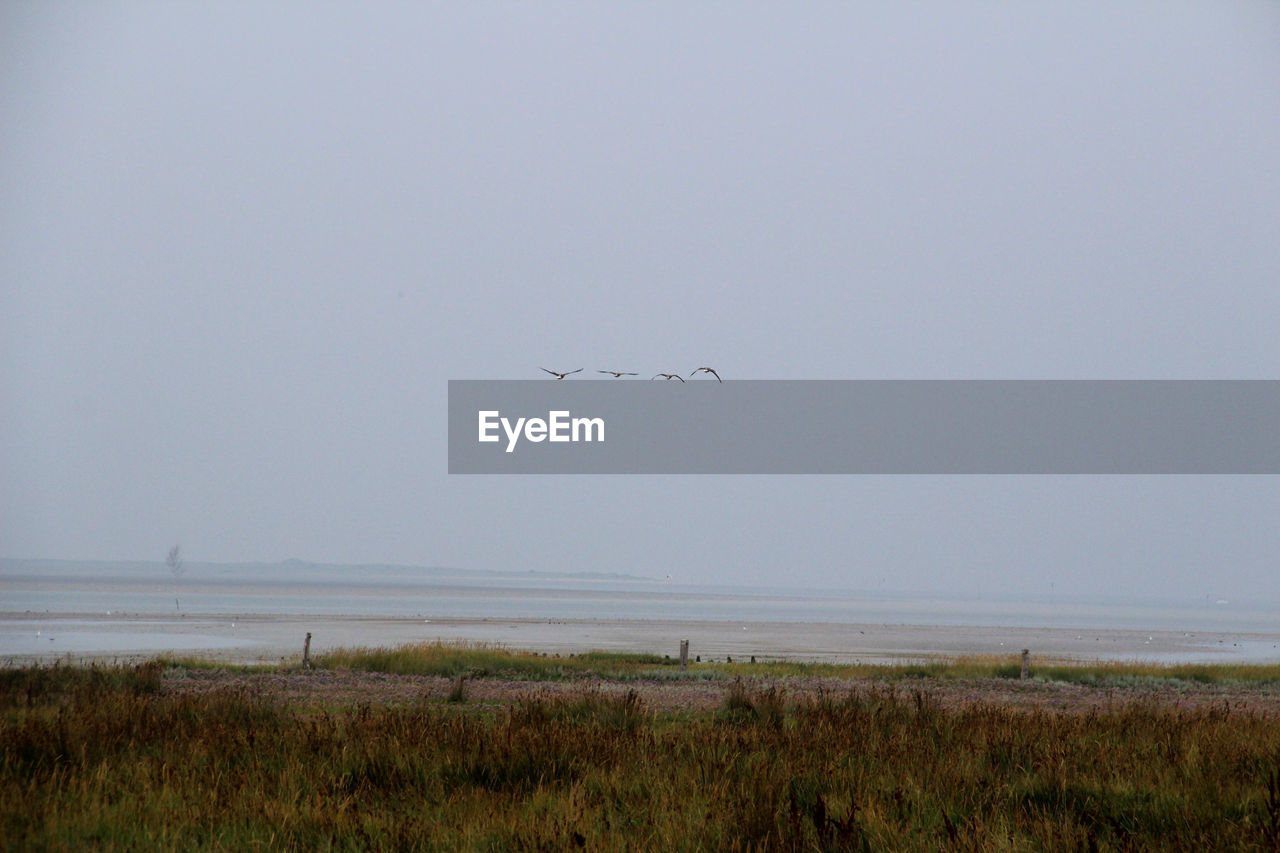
[540,367,584,379]
[691,366,722,382]
[597,370,638,378]
[652,373,685,382]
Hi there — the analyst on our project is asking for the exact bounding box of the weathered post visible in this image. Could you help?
[679,639,689,671]
[304,632,312,670]
[1020,648,1030,680]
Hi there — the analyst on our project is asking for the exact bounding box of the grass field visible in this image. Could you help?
[5,646,1280,850]
[311,640,1280,687]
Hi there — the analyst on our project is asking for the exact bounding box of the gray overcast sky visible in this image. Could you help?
[2,3,1278,601]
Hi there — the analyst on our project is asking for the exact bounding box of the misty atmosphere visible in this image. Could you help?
[3,2,1279,643]
[8,5,1280,848]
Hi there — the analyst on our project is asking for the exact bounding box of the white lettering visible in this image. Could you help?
[480,411,605,453]
[549,410,570,442]
[502,416,526,453]
[478,411,500,443]
[572,416,604,442]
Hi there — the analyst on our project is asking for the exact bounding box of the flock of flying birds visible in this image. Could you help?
[540,366,722,382]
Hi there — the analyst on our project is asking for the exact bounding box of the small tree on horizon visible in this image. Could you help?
[167,544,184,612]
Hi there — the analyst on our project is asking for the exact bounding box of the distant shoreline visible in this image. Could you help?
[3,611,1277,666]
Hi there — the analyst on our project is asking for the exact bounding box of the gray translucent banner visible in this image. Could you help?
[448,380,1280,474]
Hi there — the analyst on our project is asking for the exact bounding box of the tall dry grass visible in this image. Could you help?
[4,659,1280,849]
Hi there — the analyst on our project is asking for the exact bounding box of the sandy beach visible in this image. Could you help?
[5,611,1278,665]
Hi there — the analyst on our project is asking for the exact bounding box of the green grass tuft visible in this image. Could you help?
[313,641,693,681]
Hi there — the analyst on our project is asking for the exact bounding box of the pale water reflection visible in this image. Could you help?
[2,560,1277,663]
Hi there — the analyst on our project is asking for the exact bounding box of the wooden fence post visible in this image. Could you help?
[679,639,689,671]
[1020,648,1030,680]
[304,632,312,670]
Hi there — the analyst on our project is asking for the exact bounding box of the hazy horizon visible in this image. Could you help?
[0,552,1270,610]
[4,3,1278,605]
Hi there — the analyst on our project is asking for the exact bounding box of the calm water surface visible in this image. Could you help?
[2,560,1274,659]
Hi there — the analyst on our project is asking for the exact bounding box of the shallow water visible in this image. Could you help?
[2,561,1277,662]
[0,623,253,656]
